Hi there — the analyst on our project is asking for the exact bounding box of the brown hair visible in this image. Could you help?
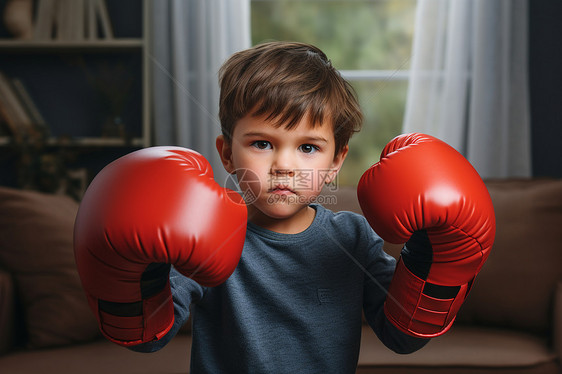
[218,41,363,155]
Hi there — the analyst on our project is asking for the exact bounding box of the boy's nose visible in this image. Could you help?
[270,152,296,176]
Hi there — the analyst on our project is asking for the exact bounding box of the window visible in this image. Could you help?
[251,0,416,185]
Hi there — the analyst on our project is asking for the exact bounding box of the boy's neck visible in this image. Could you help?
[247,205,316,235]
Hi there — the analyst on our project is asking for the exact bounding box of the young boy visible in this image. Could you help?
[76,40,495,373]
[130,41,430,371]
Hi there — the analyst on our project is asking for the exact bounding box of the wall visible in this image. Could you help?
[529,0,562,178]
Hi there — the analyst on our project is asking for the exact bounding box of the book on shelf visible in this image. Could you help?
[0,71,33,140]
[32,0,56,40]
[0,71,48,142]
[32,0,113,41]
[11,78,49,133]
[93,0,113,39]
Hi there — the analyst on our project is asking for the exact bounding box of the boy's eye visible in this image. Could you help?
[251,141,271,150]
[299,144,319,154]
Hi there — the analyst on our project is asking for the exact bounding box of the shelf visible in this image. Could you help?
[0,39,144,52]
[0,136,144,147]
[51,137,145,147]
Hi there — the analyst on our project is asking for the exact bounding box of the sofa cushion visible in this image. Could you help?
[456,179,562,334]
[0,334,191,374]
[0,187,100,348]
[358,325,558,374]
[319,185,363,214]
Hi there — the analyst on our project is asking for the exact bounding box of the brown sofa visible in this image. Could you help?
[0,179,561,373]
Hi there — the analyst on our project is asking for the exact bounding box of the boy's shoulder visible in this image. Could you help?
[313,203,370,233]
[313,203,383,252]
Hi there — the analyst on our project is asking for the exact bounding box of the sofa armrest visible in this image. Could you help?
[554,281,562,362]
[0,269,15,355]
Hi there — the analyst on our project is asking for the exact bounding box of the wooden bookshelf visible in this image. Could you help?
[0,0,151,192]
[0,0,149,147]
[0,38,144,51]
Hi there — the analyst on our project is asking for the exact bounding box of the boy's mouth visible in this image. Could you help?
[269,184,296,195]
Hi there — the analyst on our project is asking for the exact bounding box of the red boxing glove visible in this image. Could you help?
[357,133,495,338]
[74,147,247,346]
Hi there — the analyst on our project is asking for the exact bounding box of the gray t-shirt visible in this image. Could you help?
[132,204,428,373]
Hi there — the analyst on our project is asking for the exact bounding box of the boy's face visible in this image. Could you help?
[217,113,348,230]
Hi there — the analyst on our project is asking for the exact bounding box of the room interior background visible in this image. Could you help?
[0,0,560,201]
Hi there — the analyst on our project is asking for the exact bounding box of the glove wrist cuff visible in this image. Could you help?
[97,279,174,347]
[384,257,469,338]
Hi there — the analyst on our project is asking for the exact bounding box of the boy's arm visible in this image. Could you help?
[128,267,205,353]
[362,228,430,354]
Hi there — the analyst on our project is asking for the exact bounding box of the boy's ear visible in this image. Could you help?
[216,135,236,174]
[325,145,349,184]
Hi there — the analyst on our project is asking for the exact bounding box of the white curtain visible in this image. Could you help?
[402,0,531,178]
[149,0,251,182]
